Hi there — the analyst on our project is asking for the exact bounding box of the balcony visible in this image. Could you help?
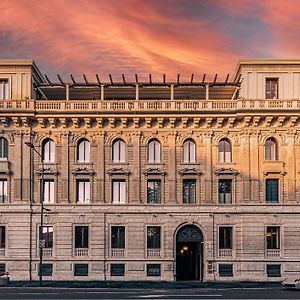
[219,249,233,257]
[74,248,89,257]
[42,248,53,257]
[0,99,299,115]
[266,249,280,257]
[111,249,125,257]
[147,249,161,257]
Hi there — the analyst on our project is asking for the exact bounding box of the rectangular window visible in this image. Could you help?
[182,179,196,204]
[219,227,232,249]
[218,179,232,204]
[0,180,7,203]
[74,263,88,276]
[40,226,53,249]
[147,264,161,276]
[76,180,90,204]
[266,78,278,99]
[266,179,279,203]
[39,263,53,276]
[147,180,161,204]
[0,80,9,100]
[267,264,281,277]
[111,263,125,276]
[0,226,5,248]
[111,226,125,249]
[75,226,89,249]
[219,264,233,277]
[0,263,5,275]
[266,226,280,249]
[147,226,161,249]
[43,180,54,204]
[112,180,126,204]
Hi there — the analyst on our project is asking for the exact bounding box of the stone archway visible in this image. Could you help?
[176,225,203,281]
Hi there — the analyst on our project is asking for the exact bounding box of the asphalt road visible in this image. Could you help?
[0,288,300,300]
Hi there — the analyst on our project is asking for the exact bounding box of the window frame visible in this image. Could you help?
[42,139,55,163]
[76,179,91,204]
[146,264,161,276]
[0,226,5,249]
[183,139,196,163]
[265,78,279,100]
[218,226,233,250]
[77,139,90,163]
[0,138,8,160]
[219,263,233,277]
[218,179,233,204]
[112,139,126,163]
[74,225,89,249]
[266,226,280,250]
[74,263,89,276]
[266,264,281,277]
[112,179,126,204]
[147,226,161,250]
[218,139,231,163]
[266,178,279,203]
[0,179,8,203]
[39,225,54,249]
[265,138,278,161]
[147,139,161,163]
[182,179,196,204]
[0,79,9,100]
[110,263,125,276]
[147,179,161,204]
[111,226,125,249]
[43,179,55,204]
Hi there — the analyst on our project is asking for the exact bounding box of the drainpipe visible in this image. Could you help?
[103,211,107,281]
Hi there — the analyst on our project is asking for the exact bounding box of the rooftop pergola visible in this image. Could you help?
[34,73,242,101]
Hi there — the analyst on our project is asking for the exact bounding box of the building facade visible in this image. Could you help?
[0,59,300,281]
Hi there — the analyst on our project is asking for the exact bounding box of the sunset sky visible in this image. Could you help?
[1,0,300,82]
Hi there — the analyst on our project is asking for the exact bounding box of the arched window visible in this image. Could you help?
[77,139,90,162]
[183,139,196,163]
[112,139,126,163]
[218,138,231,163]
[265,137,278,160]
[42,139,55,163]
[0,138,8,159]
[148,139,161,163]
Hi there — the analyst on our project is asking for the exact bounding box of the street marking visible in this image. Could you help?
[139,295,222,298]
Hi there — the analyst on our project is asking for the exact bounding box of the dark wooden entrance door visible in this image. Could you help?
[176,225,203,281]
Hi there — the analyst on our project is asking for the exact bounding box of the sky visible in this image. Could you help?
[1,0,300,83]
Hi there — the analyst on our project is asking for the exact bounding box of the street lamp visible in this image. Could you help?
[25,141,45,287]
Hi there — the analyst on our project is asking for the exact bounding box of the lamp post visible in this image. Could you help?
[25,142,44,287]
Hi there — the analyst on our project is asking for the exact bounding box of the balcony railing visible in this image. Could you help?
[0,248,5,256]
[42,248,53,257]
[266,249,280,257]
[147,249,161,257]
[219,249,233,257]
[111,249,125,257]
[1,99,299,114]
[74,248,89,257]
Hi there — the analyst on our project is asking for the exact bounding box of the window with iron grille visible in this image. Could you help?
[0,138,8,159]
[266,226,280,249]
[219,227,232,249]
[74,263,88,276]
[219,264,233,277]
[182,179,196,204]
[0,263,5,275]
[218,179,232,204]
[147,226,160,249]
[266,78,278,99]
[111,226,125,249]
[266,179,279,203]
[267,264,281,277]
[147,180,161,204]
[0,226,5,249]
[111,263,125,276]
[0,180,8,203]
[75,226,89,249]
[147,264,161,276]
[39,263,53,276]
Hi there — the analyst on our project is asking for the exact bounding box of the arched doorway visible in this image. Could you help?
[176,225,203,281]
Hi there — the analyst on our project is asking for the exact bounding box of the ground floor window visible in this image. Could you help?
[0,263,5,275]
[39,263,53,276]
[147,264,161,276]
[74,263,88,276]
[111,263,125,276]
[267,264,281,277]
[219,264,233,277]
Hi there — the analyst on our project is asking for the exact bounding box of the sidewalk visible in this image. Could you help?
[3,280,282,289]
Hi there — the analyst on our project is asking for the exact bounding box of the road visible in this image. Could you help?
[0,287,300,300]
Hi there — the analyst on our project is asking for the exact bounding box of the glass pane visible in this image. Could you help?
[112,181,119,204]
[120,141,125,162]
[154,141,161,163]
[148,141,154,162]
[183,142,189,163]
[119,181,126,204]
[85,181,90,203]
[113,141,120,162]
[190,141,196,163]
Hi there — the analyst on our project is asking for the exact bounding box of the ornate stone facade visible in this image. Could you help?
[0,59,300,281]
